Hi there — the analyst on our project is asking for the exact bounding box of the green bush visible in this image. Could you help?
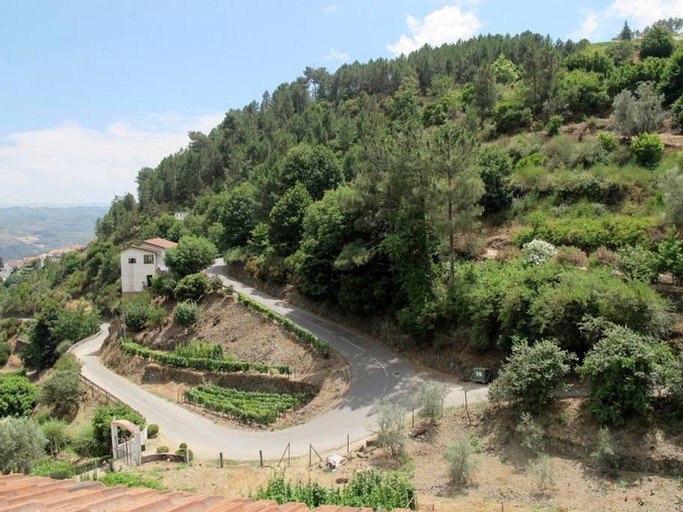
[0,417,46,474]
[445,435,478,485]
[0,341,9,367]
[156,445,169,453]
[254,471,416,511]
[31,459,75,479]
[92,404,145,456]
[71,424,98,458]
[615,245,658,282]
[39,369,83,418]
[122,293,154,331]
[173,301,201,327]
[372,398,406,458]
[415,382,445,422]
[174,273,210,302]
[489,339,576,411]
[0,374,36,417]
[546,115,563,136]
[591,427,619,476]
[150,273,177,299]
[522,239,557,266]
[597,131,618,152]
[579,324,679,425]
[554,245,587,267]
[516,412,545,455]
[147,423,159,438]
[41,419,69,457]
[656,228,683,284]
[631,133,664,168]
[493,99,532,133]
[100,472,165,489]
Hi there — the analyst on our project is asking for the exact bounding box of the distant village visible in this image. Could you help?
[0,244,85,280]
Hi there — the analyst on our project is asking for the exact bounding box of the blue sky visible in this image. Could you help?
[0,0,679,206]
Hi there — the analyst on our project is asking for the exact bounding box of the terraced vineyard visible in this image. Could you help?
[183,385,305,425]
[120,338,291,375]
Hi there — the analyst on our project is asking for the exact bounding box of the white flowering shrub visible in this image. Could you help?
[522,239,557,266]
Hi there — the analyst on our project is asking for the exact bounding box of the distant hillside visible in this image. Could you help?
[0,206,107,261]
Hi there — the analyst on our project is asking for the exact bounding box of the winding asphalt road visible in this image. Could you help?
[72,260,487,461]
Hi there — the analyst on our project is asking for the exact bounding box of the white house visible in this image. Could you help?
[174,212,188,221]
[120,238,177,294]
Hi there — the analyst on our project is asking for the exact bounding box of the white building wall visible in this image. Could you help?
[120,248,157,293]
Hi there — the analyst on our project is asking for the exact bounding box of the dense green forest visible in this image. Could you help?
[5,22,683,372]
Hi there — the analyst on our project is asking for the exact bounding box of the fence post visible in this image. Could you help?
[464,389,471,425]
[412,408,415,427]
[259,450,264,467]
[219,452,223,468]
[309,445,311,468]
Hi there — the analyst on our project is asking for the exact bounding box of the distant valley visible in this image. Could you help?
[0,206,108,262]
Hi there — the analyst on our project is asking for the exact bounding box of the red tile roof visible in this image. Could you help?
[143,238,178,250]
[0,475,412,512]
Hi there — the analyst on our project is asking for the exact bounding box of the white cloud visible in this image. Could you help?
[0,112,223,207]
[570,9,600,40]
[609,0,683,28]
[324,47,350,62]
[387,3,482,56]
[570,0,683,41]
[323,4,341,15]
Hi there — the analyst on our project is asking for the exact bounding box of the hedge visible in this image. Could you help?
[120,338,291,375]
[237,292,330,358]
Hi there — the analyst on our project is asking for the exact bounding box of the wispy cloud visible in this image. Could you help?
[570,0,683,41]
[0,112,223,206]
[324,47,350,62]
[569,9,600,40]
[323,4,342,15]
[387,3,482,56]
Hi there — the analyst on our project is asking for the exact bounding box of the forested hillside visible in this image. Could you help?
[6,22,683,365]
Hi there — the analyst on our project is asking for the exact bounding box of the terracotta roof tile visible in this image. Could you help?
[143,238,177,249]
[0,475,411,512]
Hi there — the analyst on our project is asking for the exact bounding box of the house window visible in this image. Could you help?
[128,258,136,264]
[143,255,154,264]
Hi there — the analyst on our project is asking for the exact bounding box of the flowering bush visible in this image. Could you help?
[522,239,558,266]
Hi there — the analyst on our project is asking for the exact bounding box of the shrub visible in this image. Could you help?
[174,273,210,302]
[100,472,165,489]
[31,459,74,479]
[579,324,679,425]
[640,24,675,59]
[615,245,658,282]
[631,133,664,168]
[546,115,562,136]
[372,398,406,458]
[656,228,683,284]
[173,301,201,327]
[516,412,545,455]
[612,82,666,136]
[147,423,159,438]
[175,444,194,463]
[40,369,83,419]
[156,445,169,453]
[254,471,416,511]
[445,435,478,485]
[0,341,9,367]
[41,419,69,457]
[71,424,97,457]
[165,236,217,278]
[661,168,683,226]
[493,99,532,133]
[0,374,36,418]
[554,245,587,267]
[150,273,177,299]
[597,131,618,152]
[522,239,557,266]
[527,455,556,495]
[122,293,154,332]
[591,427,619,476]
[0,417,46,474]
[415,382,445,423]
[92,404,145,456]
[489,340,576,411]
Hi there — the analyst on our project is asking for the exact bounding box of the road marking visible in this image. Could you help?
[339,336,364,352]
[309,320,332,334]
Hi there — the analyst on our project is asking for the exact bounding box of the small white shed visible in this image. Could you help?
[120,238,177,294]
